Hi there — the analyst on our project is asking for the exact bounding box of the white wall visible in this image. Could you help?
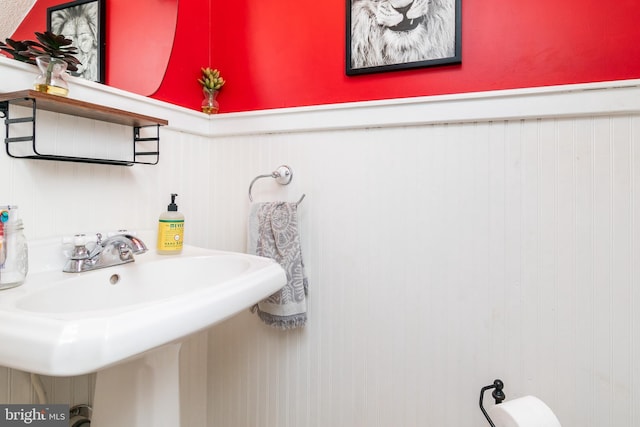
[204,84,640,427]
[1,57,639,426]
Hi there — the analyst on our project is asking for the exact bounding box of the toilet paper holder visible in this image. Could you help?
[479,379,505,427]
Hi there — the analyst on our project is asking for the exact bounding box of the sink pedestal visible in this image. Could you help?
[91,344,182,427]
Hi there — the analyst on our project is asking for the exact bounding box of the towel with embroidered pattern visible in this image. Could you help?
[248,202,308,329]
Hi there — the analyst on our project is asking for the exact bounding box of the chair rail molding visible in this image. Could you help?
[209,79,640,137]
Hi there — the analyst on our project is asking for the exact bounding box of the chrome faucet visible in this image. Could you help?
[63,233,148,273]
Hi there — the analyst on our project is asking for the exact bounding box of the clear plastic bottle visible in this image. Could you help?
[0,205,28,289]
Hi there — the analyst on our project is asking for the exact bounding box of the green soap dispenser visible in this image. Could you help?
[157,193,184,254]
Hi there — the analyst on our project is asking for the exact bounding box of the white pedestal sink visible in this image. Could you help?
[91,344,182,427]
[0,233,286,426]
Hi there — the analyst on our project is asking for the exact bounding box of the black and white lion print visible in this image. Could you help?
[350,0,456,69]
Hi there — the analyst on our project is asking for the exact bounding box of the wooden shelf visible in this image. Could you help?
[0,90,168,127]
[0,90,167,166]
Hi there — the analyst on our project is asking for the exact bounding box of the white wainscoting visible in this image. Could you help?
[1,56,639,426]
[204,83,640,427]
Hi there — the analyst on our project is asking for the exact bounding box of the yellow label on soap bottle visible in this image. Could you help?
[157,219,184,252]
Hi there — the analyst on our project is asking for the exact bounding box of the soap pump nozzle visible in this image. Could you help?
[168,193,178,212]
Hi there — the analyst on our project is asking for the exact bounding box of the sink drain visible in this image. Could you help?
[109,274,120,285]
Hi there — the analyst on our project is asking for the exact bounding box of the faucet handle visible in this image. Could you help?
[73,234,87,247]
[70,234,90,260]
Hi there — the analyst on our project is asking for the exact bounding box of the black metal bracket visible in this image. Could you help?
[2,97,38,158]
[479,379,505,427]
[0,101,7,118]
[2,96,160,166]
[132,124,160,165]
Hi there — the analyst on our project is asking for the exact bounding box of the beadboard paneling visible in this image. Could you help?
[206,114,640,427]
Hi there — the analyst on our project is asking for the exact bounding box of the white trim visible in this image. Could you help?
[209,80,640,137]
[3,56,639,138]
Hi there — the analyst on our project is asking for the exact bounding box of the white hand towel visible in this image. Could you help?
[248,202,308,329]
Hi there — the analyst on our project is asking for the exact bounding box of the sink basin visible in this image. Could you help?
[0,233,286,376]
[16,256,253,314]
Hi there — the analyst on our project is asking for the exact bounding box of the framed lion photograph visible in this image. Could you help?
[47,0,106,83]
[346,0,461,75]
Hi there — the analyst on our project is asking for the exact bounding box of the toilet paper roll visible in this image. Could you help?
[488,395,561,427]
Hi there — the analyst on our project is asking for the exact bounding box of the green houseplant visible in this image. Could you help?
[0,31,81,96]
[198,67,225,114]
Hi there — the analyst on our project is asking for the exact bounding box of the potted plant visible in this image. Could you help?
[0,31,80,96]
[198,67,225,114]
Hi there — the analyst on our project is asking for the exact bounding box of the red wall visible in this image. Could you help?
[196,0,640,111]
[150,1,210,108]
[12,1,640,113]
[153,0,640,113]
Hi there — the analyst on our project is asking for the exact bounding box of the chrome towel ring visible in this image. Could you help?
[248,165,306,204]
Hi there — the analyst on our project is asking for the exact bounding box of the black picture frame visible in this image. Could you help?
[47,0,105,83]
[346,0,461,75]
